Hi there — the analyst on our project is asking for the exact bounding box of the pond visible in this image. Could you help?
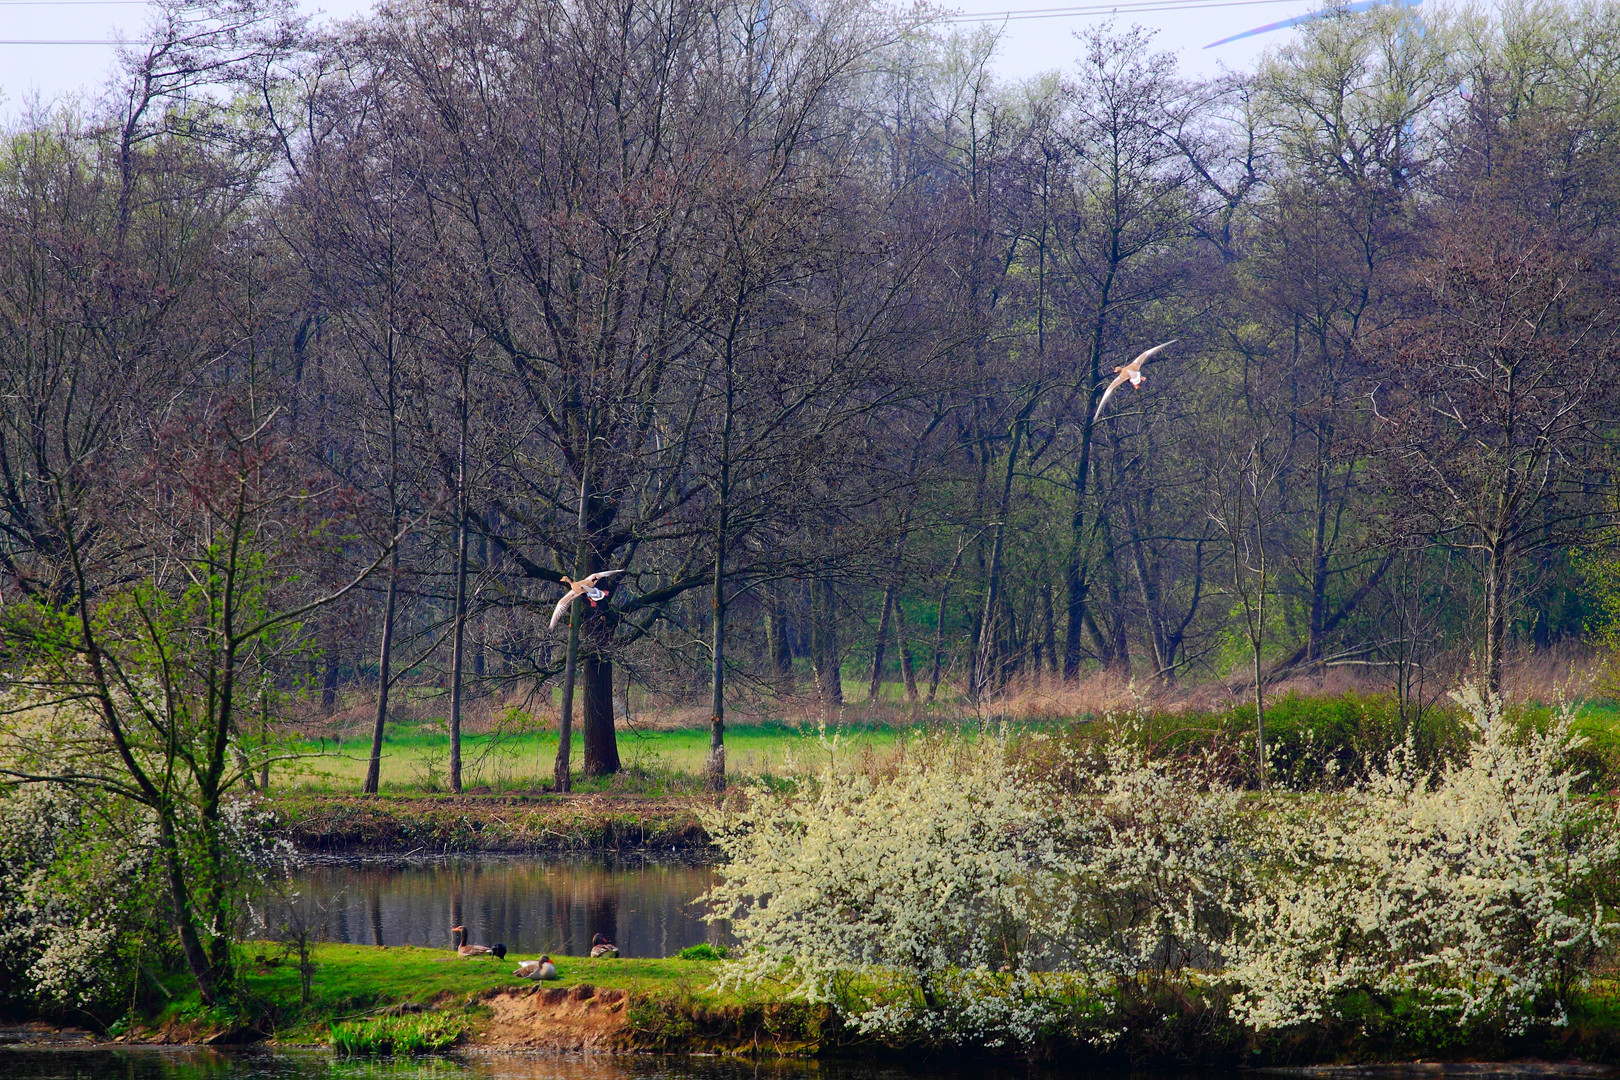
[268,856,724,959]
[0,1048,1079,1080]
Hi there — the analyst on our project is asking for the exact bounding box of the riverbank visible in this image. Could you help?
[45,943,1620,1066]
[270,794,710,853]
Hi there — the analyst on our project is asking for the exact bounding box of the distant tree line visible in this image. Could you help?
[4,0,1620,818]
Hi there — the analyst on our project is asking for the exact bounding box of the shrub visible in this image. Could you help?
[677,943,729,961]
[0,785,168,1015]
[1228,688,1620,1035]
[704,733,1243,1047]
[706,691,1620,1048]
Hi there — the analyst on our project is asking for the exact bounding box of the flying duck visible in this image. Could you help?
[549,570,626,629]
[1093,340,1177,422]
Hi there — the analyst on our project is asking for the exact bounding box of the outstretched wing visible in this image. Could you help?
[582,568,626,587]
[549,590,578,630]
[1095,339,1179,422]
[1093,371,1131,422]
[1124,339,1178,372]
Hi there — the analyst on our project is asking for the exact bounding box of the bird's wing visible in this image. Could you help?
[583,568,626,586]
[550,590,578,630]
[1124,338,1178,372]
[1093,371,1131,422]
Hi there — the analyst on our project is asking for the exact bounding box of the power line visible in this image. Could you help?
[940,0,1302,21]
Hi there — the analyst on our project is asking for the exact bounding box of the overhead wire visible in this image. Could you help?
[940,0,1305,21]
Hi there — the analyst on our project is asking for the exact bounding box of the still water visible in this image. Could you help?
[275,857,725,959]
[0,1049,1065,1080]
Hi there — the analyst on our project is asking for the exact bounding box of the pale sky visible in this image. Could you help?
[0,0,1283,118]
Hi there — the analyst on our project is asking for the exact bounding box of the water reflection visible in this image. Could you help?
[274,857,725,959]
[0,1048,1083,1080]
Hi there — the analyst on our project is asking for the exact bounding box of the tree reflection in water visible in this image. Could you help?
[268,855,725,958]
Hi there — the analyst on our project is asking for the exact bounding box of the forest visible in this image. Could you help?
[3,0,1620,796]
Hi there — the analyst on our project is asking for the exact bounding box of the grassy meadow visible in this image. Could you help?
[262,682,1620,796]
[269,717,915,794]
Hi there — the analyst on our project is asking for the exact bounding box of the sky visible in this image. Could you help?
[0,0,1289,118]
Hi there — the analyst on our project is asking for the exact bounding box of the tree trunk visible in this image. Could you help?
[927,546,966,704]
[973,417,1024,698]
[1064,323,1106,681]
[868,584,895,703]
[364,546,399,794]
[554,610,579,793]
[448,510,469,794]
[811,578,842,705]
[321,659,339,714]
[582,650,619,775]
[1099,513,1131,674]
[1484,539,1507,696]
[448,365,470,794]
[893,598,919,702]
[707,534,726,791]
[766,588,794,692]
[1042,581,1057,682]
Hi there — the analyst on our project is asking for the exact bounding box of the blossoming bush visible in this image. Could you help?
[703,733,1246,1047]
[0,784,285,1017]
[1229,689,1620,1035]
[706,691,1620,1049]
[0,785,164,1013]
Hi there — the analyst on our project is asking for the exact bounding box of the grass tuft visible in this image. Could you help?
[676,943,729,961]
[329,1013,465,1054]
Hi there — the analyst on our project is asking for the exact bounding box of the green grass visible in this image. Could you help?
[270,718,920,794]
[149,941,768,1045]
[265,692,1620,796]
[329,1013,466,1054]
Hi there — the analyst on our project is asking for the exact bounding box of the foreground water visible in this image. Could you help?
[0,1049,1042,1080]
[274,856,723,958]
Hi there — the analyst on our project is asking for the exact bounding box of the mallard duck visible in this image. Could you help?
[451,925,495,958]
[549,570,625,629]
[1093,340,1177,422]
[589,933,619,959]
[514,956,559,980]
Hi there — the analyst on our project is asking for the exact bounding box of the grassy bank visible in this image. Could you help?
[267,792,708,852]
[113,941,1620,1065]
[135,942,839,1056]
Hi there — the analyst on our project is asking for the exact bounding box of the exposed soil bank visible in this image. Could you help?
[270,794,709,854]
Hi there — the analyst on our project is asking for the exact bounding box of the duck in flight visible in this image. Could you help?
[549,570,626,629]
[1093,340,1177,423]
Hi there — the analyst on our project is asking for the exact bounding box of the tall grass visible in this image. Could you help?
[329,1013,465,1054]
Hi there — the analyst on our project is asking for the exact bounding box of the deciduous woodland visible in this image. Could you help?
[7,0,1620,1051]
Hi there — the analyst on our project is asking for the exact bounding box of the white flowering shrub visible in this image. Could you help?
[703,733,1247,1047]
[1040,744,1247,994]
[1227,688,1620,1035]
[0,785,164,1012]
[707,692,1620,1051]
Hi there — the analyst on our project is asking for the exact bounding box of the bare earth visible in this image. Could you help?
[479,985,631,1052]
